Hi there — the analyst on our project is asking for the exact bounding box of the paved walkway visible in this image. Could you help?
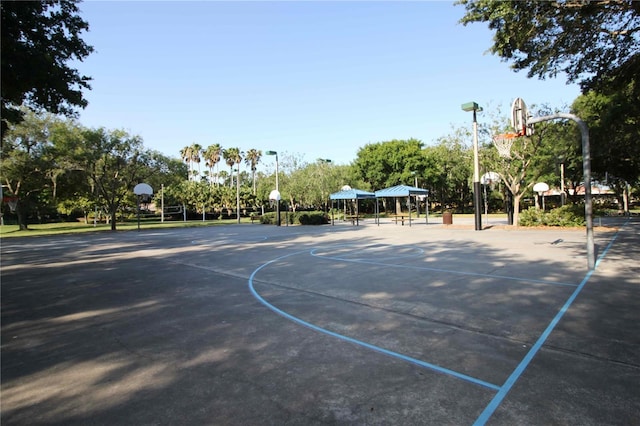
[1,217,638,425]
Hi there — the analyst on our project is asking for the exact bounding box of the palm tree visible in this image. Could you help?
[203,143,222,186]
[190,143,203,180]
[222,147,242,188]
[218,170,229,187]
[244,149,262,195]
[179,145,194,180]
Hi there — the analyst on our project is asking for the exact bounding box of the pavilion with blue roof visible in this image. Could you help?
[374,185,429,227]
[329,188,375,225]
[329,185,429,226]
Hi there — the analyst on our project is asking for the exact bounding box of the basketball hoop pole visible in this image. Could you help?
[528,113,595,270]
[462,101,483,231]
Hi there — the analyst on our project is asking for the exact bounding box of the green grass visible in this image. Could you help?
[0,218,260,238]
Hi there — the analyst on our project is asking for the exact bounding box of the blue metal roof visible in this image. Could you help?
[374,185,429,197]
[329,188,375,200]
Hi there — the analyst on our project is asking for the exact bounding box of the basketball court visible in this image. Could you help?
[1,216,638,425]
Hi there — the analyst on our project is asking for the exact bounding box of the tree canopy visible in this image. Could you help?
[1,0,94,139]
[572,82,640,184]
[352,139,427,190]
[458,0,640,93]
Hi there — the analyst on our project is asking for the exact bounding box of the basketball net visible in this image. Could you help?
[5,197,18,213]
[492,132,521,159]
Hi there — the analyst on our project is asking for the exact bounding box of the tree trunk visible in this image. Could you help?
[110,210,117,230]
[512,193,523,227]
[16,203,28,230]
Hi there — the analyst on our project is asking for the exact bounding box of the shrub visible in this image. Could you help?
[297,211,329,225]
[519,205,585,227]
[259,210,328,225]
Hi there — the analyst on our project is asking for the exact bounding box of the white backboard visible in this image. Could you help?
[133,183,153,195]
[511,97,531,136]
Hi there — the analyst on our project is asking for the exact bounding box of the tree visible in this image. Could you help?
[423,134,473,213]
[76,128,151,230]
[140,150,188,215]
[48,117,96,220]
[222,147,242,188]
[353,139,426,190]
[179,143,203,181]
[244,148,262,194]
[353,139,430,214]
[572,84,640,186]
[458,1,640,93]
[1,0,94,140]
[179,145,193,180]
[485,114,561,226]
[203,143,222,186]
[0,110,59,229]
[190,143,203,180]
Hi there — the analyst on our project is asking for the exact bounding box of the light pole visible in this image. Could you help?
[462,101,483,231]
[411,171,419,217]
[235,167,240,224]
[557,155,566,206]
[266,150,280,226]
[319,158,332,212]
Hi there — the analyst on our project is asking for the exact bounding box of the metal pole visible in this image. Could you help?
[528,113,594,270]
[425,195,429,224]
[161,184,165,222]
[483,183,488,224]
[137,195,141,231]
[236,167,241,224]
[472,109,482,231]
[560,163,566,206]
[275,154,280,226]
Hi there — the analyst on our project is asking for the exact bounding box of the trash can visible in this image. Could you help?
[442,211,453,225]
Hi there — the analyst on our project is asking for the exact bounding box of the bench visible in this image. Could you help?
[250,215,262,223]
[391,215,408,225]
[345,215,365,225]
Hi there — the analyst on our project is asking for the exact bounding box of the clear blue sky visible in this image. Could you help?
[75,1,580,167]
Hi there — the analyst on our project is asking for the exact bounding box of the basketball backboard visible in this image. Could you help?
[533,182,549,195]
[481,171,501,185]
[511,98,532,136]
[134,183,153,195]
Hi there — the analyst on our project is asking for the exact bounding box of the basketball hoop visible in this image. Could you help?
[3,196,19,213]
[492,132,520,159]
[481,171,501,186]
[511,97,533,136]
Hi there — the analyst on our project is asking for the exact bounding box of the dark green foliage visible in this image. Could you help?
[296,211,329,225]
[260,211,328,225]
[458,1,639,93]
[353,139,427,190]
[519,204,586,227]
[1,0,94,138]
[572,83,640,185]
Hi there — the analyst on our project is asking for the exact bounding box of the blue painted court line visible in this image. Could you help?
[472,226,623,426]
[248,250,501,391]
[248,226,625,425]
[311,248,578,288]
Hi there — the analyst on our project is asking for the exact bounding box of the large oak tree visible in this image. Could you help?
[457,0,640,93]
[1,0,94,139]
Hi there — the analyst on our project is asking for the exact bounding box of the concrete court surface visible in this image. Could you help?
[1,216,638,425]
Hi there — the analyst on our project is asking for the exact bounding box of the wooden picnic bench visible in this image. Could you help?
[250,215,262,223]
[391,214,408,225]
[345,215,365,225]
